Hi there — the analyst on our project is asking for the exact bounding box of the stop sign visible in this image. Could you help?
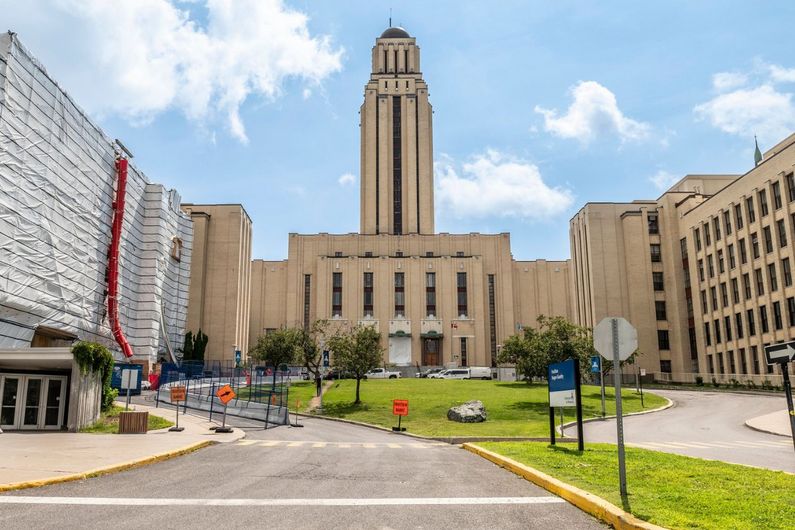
[594,317,637,361]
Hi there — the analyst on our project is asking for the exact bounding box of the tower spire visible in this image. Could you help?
[754,135,763,166]
[389,8,392,27]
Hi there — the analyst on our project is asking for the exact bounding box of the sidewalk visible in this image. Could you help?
[0,402,244,491]
[745,409,793,437]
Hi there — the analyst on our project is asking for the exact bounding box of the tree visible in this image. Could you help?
[294,320,329,396]
[193,329,208,361]
[182,331,194,361]
[327,324,383,404]
[250,328,299,369]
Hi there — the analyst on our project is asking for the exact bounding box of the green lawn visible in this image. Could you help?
[314,379,666,437]
[477,442,795,530]
[80,405,173,433]
[233,381,318,410]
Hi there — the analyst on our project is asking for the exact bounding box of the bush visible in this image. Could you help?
[695,376,704,386]
[746,380,757,390]
[72,341,116,412]
[711,377,720,388]
[730,378,742,388]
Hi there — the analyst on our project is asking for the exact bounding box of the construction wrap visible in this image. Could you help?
[0,32,193,364]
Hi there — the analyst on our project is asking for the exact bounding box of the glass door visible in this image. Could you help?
[21,377,44,429]
[43,377,66,429]
[1,376,20,428]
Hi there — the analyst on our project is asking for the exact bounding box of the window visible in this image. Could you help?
[718,250,725,273]
[739,238,748,264]
[487,275,497,366]
[784,258,793,287]
[731,278,740,304]
[747,309,756,336]
[777,219,787,248]
[660,360,672,373]
[707,354,714,374]
[755,268,765,295]
[714,319,722,343]
[332,272,343,317]
[392,96,403,234]
[759,189,769,217]
[303,274,312,328]
[740,348,747,374]
[694,227,702,251]
[456,251,464,257]
[395,251,404,257]
[680,237,688,259]
[700,290,708,314]
[728,350,736,374]
[718,352,725,374]
[394,272,405,316]
[708,286,717,310]
[773,301,783,330]
[708,255,715,278]
[363,272,374,316]
[425,251,434,257]
[170,237,183,262]
[457,272,468,317]
[698,259,705,282]
[334,251,343,257]
[364,251,373,257]
[743,273,752,300]
[704,222,711,245]
[787,173,795,202]
[648,212,659,234]
[734,203,744,230]
[735,312,744,339]
[657,330,670,350]
[751,232,760,259]
[760,305,769,333]
[752,345,760,374]
[723,210,732,235]
[746,196,756,223]
[713,217,721,241]
[763,226,773,253]
[773,181,782,210]
[768,262,779,291]
[728,244,736,269]
[650,244,662,262]
[460,338,468,367]
[720,282,728,307]
[704,322,712,345]
[787,297,795,327]
[724,315,732,341]
[425,272,436,317]
[655,301,667,320]
[653,272,664,291]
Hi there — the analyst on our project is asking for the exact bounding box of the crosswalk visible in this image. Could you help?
[628,439,792,451]
[234,439,449,450]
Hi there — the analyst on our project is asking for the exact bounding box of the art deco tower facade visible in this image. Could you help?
[360,27,434,235]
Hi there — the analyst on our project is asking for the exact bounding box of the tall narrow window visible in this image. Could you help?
[647,213,659,234]
[787,173,795,202]
[425,272,436,317]
[759,189,769,217]
[303,274,312,328]
[487,274,497,367]
[735,312,744,339]
[704,222,711,245]
[394,272,405,317]
[657,330,670,350]
[332,272,343,317]
[655,301,667,320]
[763,226,773,253]
[713,217,721,241]
[723,210,732,235]
[755,268,765,295]
[392,96,403,234]
[777,218,787,247]
[724,315,732,341]
[457,272,468,317]
[746,196,756,223]
[768,262,778,291]
[650,244,662,262]
[653,272,664,291]
[773,181,783,209]
[783,257,793,287]
[743,273,752,300]
[735,203,744,229]
[731,278,739,304]
[760,305,769,333]
[714,319,721,343]
[704,322,711,346]
[460,337,468,367]
[773,301,783,330]
[751,232,760,259]
[747,309,756,336]
[363,272,374,317]
[739,238,748,264]
[694,227,702,250]
[787,297,795,327]
[728,244,736,269]
[718,249,724,273]
[752,345,760,374]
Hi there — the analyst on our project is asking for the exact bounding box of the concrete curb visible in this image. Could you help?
[744,419,793,438]
[0,440,213,493]
[462,443,668,530]
[559,396,674,435]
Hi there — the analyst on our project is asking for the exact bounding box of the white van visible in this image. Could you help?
[438,368,470,379]
[468,367,492,380]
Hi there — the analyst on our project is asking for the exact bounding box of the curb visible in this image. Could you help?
[743,419,793,439]
[462,443,667,530]
[559,396,674,435]
[0,440,213,493]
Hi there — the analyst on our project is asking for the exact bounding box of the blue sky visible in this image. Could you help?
[4,1,795,260]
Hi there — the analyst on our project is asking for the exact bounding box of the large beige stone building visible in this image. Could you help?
[248,27,573,369]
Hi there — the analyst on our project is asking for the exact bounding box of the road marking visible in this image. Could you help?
[362,443,377,449]
[387,443,402,449]
[338,443,351,448]
[0,496,565,507]
[286,441,304,447]
[312,442,326,448]
[235,440,257,446]
[258,441,279,447]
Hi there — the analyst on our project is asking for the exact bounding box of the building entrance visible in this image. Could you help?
[0,374,67,430]
[422,338,442,366]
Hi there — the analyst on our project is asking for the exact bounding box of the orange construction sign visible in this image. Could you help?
[392,399,409,416]
[216,384,236,405]
[170,386,186,402]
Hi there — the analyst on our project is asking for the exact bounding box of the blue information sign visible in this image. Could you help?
[590,355,601,373]
[234,350,241,367]
[322,350,330,368]
[548,359,576,407]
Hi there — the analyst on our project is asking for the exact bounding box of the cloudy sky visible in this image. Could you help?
[4,0,795,260]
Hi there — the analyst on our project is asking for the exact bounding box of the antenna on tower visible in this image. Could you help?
[389,8,392,27]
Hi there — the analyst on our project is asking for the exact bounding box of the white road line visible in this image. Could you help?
[312,442,326,448]
[362,443,377,449]
[258,441,280,447]
[235,440,257,446]
[0,496,565,507]
[387,443,402,449]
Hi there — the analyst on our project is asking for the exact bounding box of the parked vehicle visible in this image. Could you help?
[324,369,353,380]
[363,368,401,379]
[427,369,448,379]
[433,367,493,380]
[468,366,493,380]
[438,368,470,379]
[416,368,444,378]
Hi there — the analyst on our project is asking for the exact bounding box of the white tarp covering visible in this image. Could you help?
[388,337,412,366]
[0,32,192,364]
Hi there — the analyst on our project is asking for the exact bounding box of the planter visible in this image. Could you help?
[118,411,149,434]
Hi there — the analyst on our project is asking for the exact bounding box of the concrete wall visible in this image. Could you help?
[67,359,102,432]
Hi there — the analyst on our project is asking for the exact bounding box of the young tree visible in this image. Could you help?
[250,328,299,371]
[295,320,329,397]
[193,329,209,361]
[327,324,382,404]
[182,331,194,361]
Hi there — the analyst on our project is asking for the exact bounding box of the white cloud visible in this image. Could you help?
[649,170,680,191]
[769,65,795,84]
[694,85,795,142]
[435,151,573,220]
[2,0,343,143]
[338,172,356,186]
[534,81,650,143]
[712,72,748,91]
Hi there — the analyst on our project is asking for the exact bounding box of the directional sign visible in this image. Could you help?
[765,342,795,365]
[322,350,330,368]
[548,359,576,407]
[594,317,637,361]
[392,399,409,416]
[590,355,601,373]
[216,384,236,405]
[170,386,186,402]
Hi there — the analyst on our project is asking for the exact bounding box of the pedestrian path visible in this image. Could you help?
[234,439,449,449]
[628,438,792,451]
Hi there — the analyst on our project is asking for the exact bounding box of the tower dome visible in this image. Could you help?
[380,27,410,39]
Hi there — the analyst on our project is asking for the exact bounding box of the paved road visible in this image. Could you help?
[0,417,604,529]
[568,389,794,473]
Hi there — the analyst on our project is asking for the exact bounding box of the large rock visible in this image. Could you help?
[447,400,487,423]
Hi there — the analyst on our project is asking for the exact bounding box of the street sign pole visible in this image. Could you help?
[600,363,606,418]
[782,367,795,453]
[574,359,584,451]
[549,405,555,446]
[612,318,628,498]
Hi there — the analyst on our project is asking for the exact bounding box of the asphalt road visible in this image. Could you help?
[0,417,605,529]
[567,389,794,472]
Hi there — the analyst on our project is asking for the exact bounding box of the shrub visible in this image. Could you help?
[730,378,741,388]
[695,376,704,386]
[72,341,116,411]
[711,377,720,388]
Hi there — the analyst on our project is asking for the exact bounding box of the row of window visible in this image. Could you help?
[694,172,795,252]
[331,272,469,318]
[703,297,795,346]
[699,258,793,313]
[706,346,776,376]
[331,251,468,258]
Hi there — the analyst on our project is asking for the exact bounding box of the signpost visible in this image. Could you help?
[121,369,136,411]
[591,355,605,418]
[547,358,584,450]
[764,341,795,452]
[215,384,236,433]
[392,399,409,432]
[594,316,638,499]
[169,386,186,432]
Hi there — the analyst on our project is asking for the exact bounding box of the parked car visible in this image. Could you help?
[438,368,470,379]
[363,368,401,379]
[433,367,493,380]
[324,369,353,380]
[468,366,493,380]
[427,369,448,379]
[416,368,444,378]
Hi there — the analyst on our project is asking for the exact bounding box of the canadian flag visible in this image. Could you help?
[451,322,458,329]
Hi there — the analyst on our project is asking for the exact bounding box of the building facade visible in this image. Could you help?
[249,27,573,370]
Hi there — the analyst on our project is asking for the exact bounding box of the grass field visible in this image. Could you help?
[314,379,666,437]
[232,380,319,410]
[81,405,173,433]
[477,441,795,530]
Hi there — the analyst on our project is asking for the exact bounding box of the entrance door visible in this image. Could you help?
[21,377,44,429]
[1,376,20,429]
[0,375,67,430]
[43,378,66,429]
[422,338,441,366]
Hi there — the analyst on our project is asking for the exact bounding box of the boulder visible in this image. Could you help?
[447,400,487,423]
